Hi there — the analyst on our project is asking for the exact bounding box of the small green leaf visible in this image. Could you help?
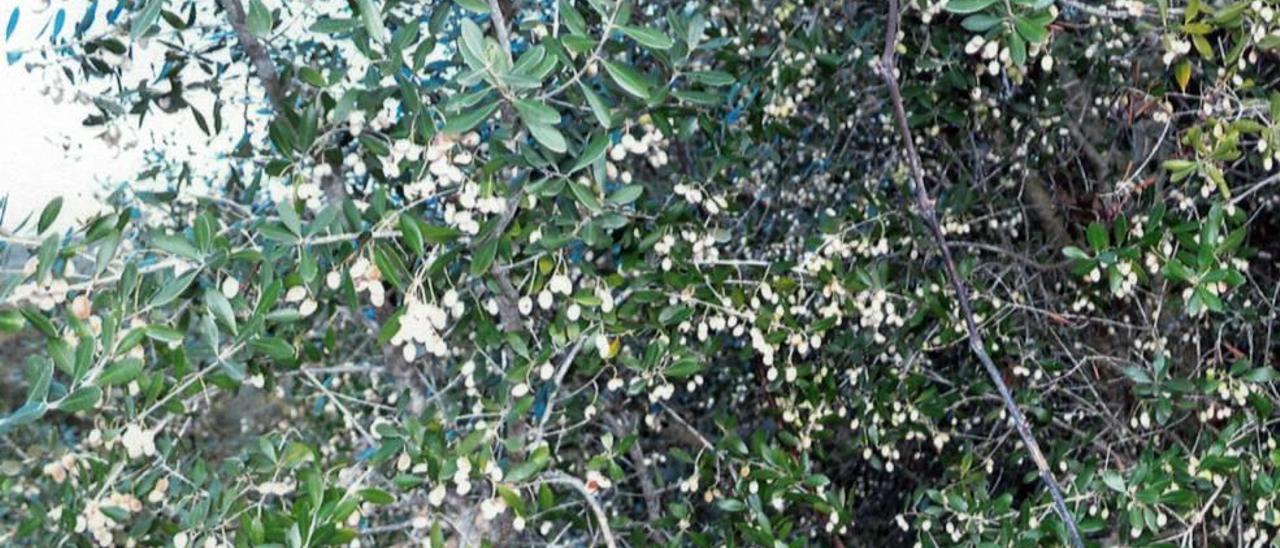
[96,358,143,386]
[716,498,747,512]
[37,197,63,233]
[1086,222,1109,251]
[665,358,701,378]
[95,231,121,277]
[1245,367,1280,383]
[400,215,425,257]
[568,181,602,214]
[514,99,561,126]
[442,102,500,134]
[358,488,395,504]
[527,123,568,154]
[144,325,184,344]
[205,288,237,335]
[152,233,202,260]
[471,238,499,276]
[617,25,674,50]
[459,18,486,65]
[278,199,303,236]
[246,0,273,38]
[1013,15,1048,43]
[19,307,56,338]
[149,270,199,308]
[251,337,296,361]
[602,60,653,100]
[420,222,462,244]
[1102,470,1126,493]
[607,184,644,205]
[0,310,25,333]
[1061,246,1090,260]
[961,13,1002,31]
[131,0,165,41]
[25,358,52,404]
[355,0,387,42]
[568,133,608,174]
[1009,32,1027,66]
[579,82,612,128]
[57,386,102,413]
[0,401,47,434]
[688,70,735,86]
[944,0,998,14]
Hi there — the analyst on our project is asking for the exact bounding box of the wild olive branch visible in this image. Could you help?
[875,2,1084,546]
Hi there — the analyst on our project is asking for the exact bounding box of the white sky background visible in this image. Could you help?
[0,43,118,232]
[0,0,256,232]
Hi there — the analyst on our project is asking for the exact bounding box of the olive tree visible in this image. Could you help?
[4,0,1280,546]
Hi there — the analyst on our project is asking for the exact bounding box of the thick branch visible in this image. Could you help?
[218,0,284,109]
[875,3,1084,547]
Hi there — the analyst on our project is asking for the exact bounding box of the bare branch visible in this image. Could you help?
[874,2,1084,546]
[541,471,619,548]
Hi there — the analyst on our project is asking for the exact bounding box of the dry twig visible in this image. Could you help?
[874,2,1084,546]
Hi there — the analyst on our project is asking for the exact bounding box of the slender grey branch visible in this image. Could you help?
[487,0,514,65]
[541,471,618,548]
[219,0,284,109]
[875,2,1083,547]
[532,334,588,444]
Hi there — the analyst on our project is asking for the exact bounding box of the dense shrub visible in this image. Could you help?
[3,0,1280,546]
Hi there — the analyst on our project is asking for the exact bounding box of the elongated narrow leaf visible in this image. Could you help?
[57,386,101,412]
[944,0,998,14]
[568,181,602,213]
[514,99,561,125]
[689,70,735,86]
[1013,15,1048,43]
[355,0,386,42]
[568,133,608,174]
[607,184,644,205]
[37,197,62,233]
[602,60,653,100]
[0,401,46,434]
[459,18,486,65]
[617,25,674,50]
[247,0,272,37]
[442,102,500,134]
[26,358,52,403]
[131,0,164,41]
[95,231,121,276]
[152,233,202,260]
[96,358,142,386]
[0,310,24,333]
[205,287,238,335]
[278,200,303,236]
[527,123,567,154]
[399,214,424,256]
[471,238,499,276]
[579,82,612,127]
[150,270,199,308]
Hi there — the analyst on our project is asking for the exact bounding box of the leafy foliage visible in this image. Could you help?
[4,0,1280,546]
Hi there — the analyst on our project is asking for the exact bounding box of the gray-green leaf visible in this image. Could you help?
[602,61,653,100]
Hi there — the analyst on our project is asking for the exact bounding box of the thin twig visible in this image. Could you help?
[874,2,1083,546]
[532,334,588,445]
[541,471,619,548]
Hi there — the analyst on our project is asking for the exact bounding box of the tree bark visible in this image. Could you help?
[218,0,285,110]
